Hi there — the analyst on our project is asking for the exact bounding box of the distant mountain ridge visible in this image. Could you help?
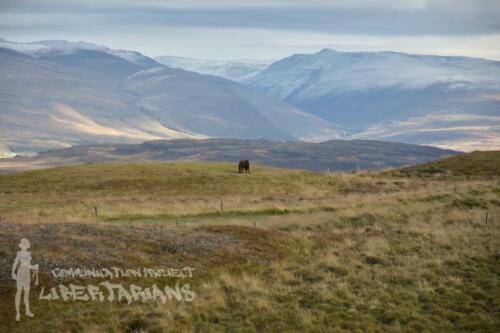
[0,138,458,174]
[1,39,499,154]
[0,39,340,155]
[244,49,500,151]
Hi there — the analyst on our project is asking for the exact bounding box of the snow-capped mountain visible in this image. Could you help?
[2,39,498,153]
[0,41,340,155]
[0,38,161,68]
[244,49,500,151]
[155,55,271,82]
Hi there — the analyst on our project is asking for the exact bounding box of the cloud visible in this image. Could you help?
[0,0,499,59]
[0,0,433,10]
[1,0,499,36]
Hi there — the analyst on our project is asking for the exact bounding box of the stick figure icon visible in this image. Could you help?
[12,238,38,322]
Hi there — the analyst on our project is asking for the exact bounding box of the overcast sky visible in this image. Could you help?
[1,0,499,60]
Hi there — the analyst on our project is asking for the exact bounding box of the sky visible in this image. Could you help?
[0,0,499,60]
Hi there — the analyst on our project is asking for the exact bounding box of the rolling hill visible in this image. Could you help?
[0,138,458,174]
[391,150,500,178]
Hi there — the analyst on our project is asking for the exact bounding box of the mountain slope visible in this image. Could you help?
[123,66,341,141]
[0,47,203,154]
[0,41,340,155]
[245,49,500,151]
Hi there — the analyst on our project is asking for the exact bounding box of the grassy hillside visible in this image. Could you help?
[0,154,499,332]
[0,161,431,224]
[391,150,500,178]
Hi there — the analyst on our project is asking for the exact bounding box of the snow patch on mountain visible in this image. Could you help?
[245,49,500,100]
[244,49,500,150]
[155,55,271,81]
[0,39,161,68]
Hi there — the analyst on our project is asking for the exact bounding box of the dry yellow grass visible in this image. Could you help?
[0,157,499,332]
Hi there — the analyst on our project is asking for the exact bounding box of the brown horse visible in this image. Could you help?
[238,160,250,173]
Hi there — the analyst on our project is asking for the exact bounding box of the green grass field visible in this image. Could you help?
[0,152,499,332]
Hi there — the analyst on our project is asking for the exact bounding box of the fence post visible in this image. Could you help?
[220,200,224,213]
[485,211,490,225]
